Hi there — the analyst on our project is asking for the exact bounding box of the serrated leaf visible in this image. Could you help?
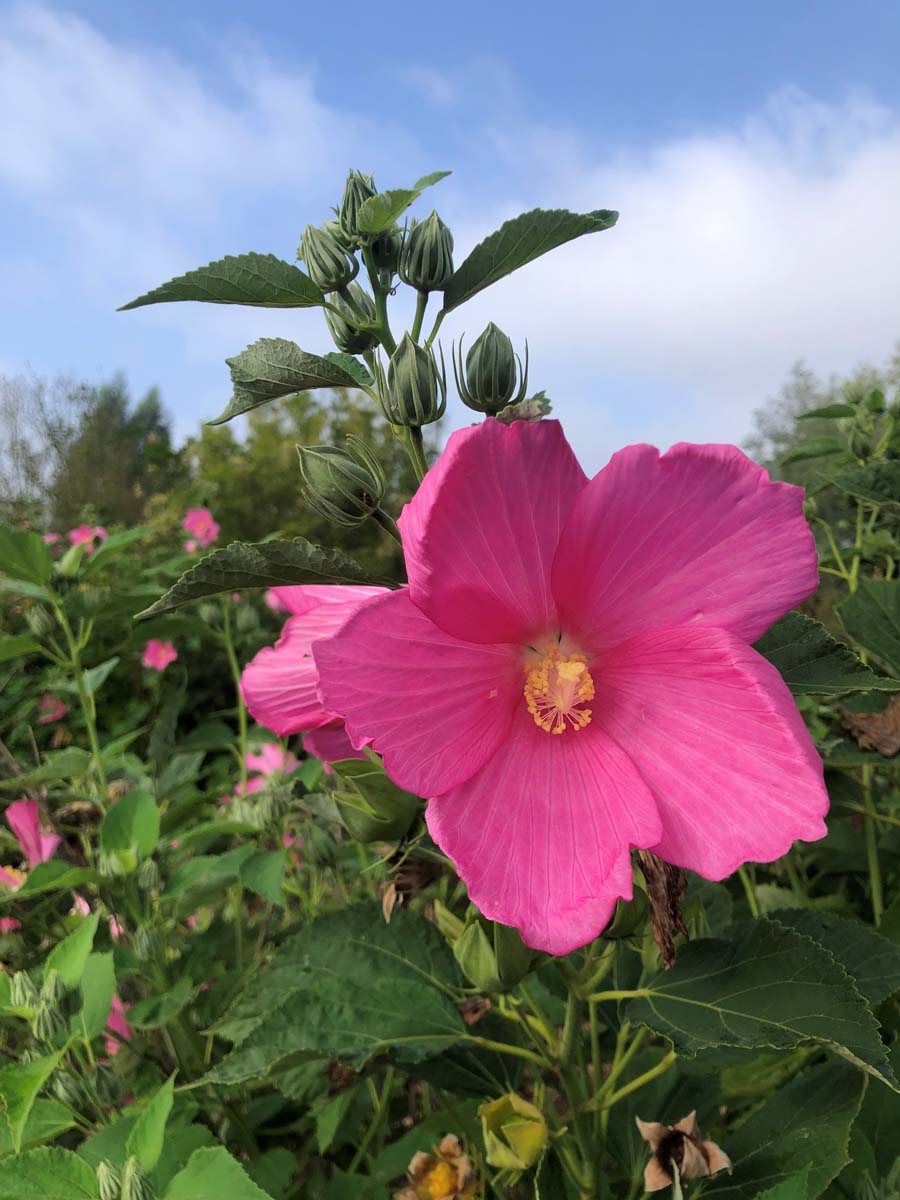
[798,403,856,420]
[239,850,286,906]
[128,977,193,1030]
[46,913,99,989]
[838,580,900,675]
[126,1074,175,1172]
[0,1052,64,1154]
[0,748,92,791]
[163,847,255,901]
[136,538,375,618]
[832,460,900,506]
[0,635,41,665]
[0,1145,99,1197]
[772,910,900,1006]
[0,1099,75,1159]
[357,171,451,235]
[703,1062,863,1200]
[442,206,618,313]
[119,253,324,311]
[0,527,53,587]
[213,338,364,424]
[77,953,115,1040]
[209,905,465,1082]
[322,351,374,388]
[780,436,845,465]
[625,919,897,1090]
[163,1146,275,1200]
[754,612,900,694]
[100,791,159,858]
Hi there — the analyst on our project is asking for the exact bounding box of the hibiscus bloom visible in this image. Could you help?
[104,994,132,1056]
[5,799,61,869]
[142,639,178,672]
[241,586,386,764]
[38,693,69,724]
[68,524,108,553]
[314,419,828,954]
[182,507,220,549]
[246,743,300,777]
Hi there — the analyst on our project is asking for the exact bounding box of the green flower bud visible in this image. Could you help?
[864,387,886,414]
[137,857,161,890]
[94,1063,120,1106]
[53,1069,87,1109]
[479,1093,549,1171]
[399,211,454,292]
[383,334,447,427]
[121,1156,154,1200]
[338,169,377,244]
[32,1000,66,1044]
[603,886,649,939]
[41,968,67,1008]
[369,227,403,278]
[10,971,39,1011]
[297,439,386,528]
[96,1161,122,1200]
[453,913,535,993]
[133,926,156,962]
[25,605,54,638]
[299,222,359,293]
[331,755,419,843]
[453,324,529,415]
[324,283,379,355]
[56,542,86,578]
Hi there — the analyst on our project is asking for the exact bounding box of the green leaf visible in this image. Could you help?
[0,635,41,665]
[0,1099,75,1159]
[838,580,900,675]
[0,527,53,587]
[703,1062,863,1200]
[832,460,900,505]
[119,253,324,311]
[77,953,115,1040]
[322,351,374,389]
[213,337,366,425]
[772,910,900,1006]
[209,905,465,1083]
[356,171,451,235]
[82,527,152,571]
[798,403,856,420]
[14,862,94,897]
[100,791,160,858]
[136,538,375,619]
[780,436,845,465]
[163,1146,275,1200]
[126,1074,175,1171]
[626,919,897,1090]
[442,207,619,313]
[753,612,900,694]
[239,850,286,906]
[0,748,92,791]
[163,847,255,901]
[46,913,99,989]
[0,1052,63,1154]
[82,656,119,695]
[128,977,193,1030]
[0,1146,99,1198]
[245,1149,296,1200]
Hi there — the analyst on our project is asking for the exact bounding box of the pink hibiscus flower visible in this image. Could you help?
[0,917,21,934]
[240,586,385,763]
[42,532,61,545]
[142,639,178,672]
[182,507,220,549]
[68,524,108,553]
[314,419,829,955]
[104,994,132,1056]
[38,693,70,724]
[246,743,300,777]
[5,799,61,869]
[265,589,290,613]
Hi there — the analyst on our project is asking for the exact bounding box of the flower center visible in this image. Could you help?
[523,645,595,735]
[424,1161,457,1198]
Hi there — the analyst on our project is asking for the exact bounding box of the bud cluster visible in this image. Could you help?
[297,437,386,528]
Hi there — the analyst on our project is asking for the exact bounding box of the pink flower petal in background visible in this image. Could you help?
[265,589,290,613]
[42,532,61,544]
[246,743,300,777]
[0,866,25,890]
[5,799,61,868]
[38,693,70,724]
[182,507,220,549]
[142,639,178,672]
[104,994,132,1056]
[68,524,107,553]
[108,916,125,941]
[0,917,21,934]
[70,895,91,917]
[184,539,198,553]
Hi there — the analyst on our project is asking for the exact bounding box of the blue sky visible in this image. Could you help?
[2,1,900,470]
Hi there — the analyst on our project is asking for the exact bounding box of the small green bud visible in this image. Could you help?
[121,1156,154,1200]
[32,1000,66,1044]
[331,755,419,843]
[432,898,466,944]
[41,968,67,1008]
[137,857,161,890]
[864,387,886,414]
[399,211,454,292]
[324,283,379,355]
[383,334,447,426]
[56,542,86,578]
[24,605,54,638]
[96,1161,122,1200]
[453,913,535,993]
[603,887,649,939]
[299,222,359,293]
[133,926,156,962]
[94,1063,120,1106]
[453,324,529,415]
[52,1069,87,1109]
[338,169,377,244]
[479,1092,548,1171]
[10,970,39,1010]
[297,439,386,528]
[235,602,258,635]
[369,226,403,278]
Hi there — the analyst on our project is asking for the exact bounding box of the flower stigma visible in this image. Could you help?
[523,643,595,734]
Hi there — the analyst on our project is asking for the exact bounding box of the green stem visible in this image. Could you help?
[363,248,397,354]
[592,1050,677,1111]
[53,602,108,805]
[848,502,865,593]
[221,598,248,791]
[408,427,429,482]
[410,290,429,342]
[738,865,760,917]
[372,507,402,543]
[587,988,648,1005]
[467,1035,549,1070]
[424,307,445,350]
[348,1066,396,1172]
[862,765,884,926]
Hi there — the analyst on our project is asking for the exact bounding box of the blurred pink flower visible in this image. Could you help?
[184,539,198,553]
[265,589,289,613]
[182,507,220,549]
[68,524,108,553]
[104,994,132,1056]
[70,894,91,917]
[231,592,243,603]
[0,865,25,890]
[142,639,178,672]
[246,743,300,777]
[108,916,125,941]
[186,914,199,930]
[38,693,70,724]
[5,800,61,868]
[42,532,61,545]
[0,917,21,934]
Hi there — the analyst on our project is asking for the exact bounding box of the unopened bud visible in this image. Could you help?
[338,169,377,244]
[133,926,156,962]
[399,211,454,292]
[383,334,447,427]
[32,1000,65,1044]
[121,1156,154,1200]
[453,913,535,993]
[324,284,379,355]
[479,1093,548,1171]
[25,605,54,638]
[297,439,386,528]
[41,968,67,1008]
[94,1063,120,1106]
[53,1069,87,1109]
[369,227,403,279]
[137,857,161,890]
[331,755,419,843]
[11,971,39,1010]
[299,223,359,293]
[97,1161,122,1200]
[453,324,529,415]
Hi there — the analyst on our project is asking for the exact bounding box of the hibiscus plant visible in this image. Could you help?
[1,168,900,1200]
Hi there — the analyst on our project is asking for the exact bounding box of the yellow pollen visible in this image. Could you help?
[425,1161,457,1199]
[523,646,595,734]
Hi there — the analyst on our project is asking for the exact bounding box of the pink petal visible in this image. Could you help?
[596,624,828,877]
[268,584,386,617]
[0,917,21,934]
[246,743,299,776]
[0,866,23,889]
[6,799,60,867]
[303,722,366,765]
[552,443,818,649]
[398,419,588,645]
[427,707,661,954]
[315,589,526,798]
